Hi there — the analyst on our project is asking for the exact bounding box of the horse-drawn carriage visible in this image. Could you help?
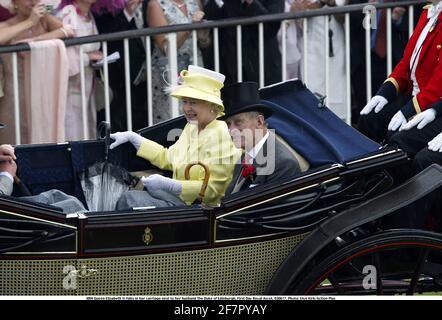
[1,80,441,295]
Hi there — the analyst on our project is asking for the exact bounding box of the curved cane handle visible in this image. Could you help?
[184,161,210,202]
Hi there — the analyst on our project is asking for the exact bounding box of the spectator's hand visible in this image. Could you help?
[125,0,143,16]
[87,51,103,62]
[399,108,436,131]
[62,25,75,38]
[109,131,143,150]
[141,174,182,195]
[392,7,406,22]
[0,160,17,177]
[360,95,388,115]
[192,10,205,23]
[0,144,16,163]
[290,0,309,12]
[291,0,321,11]
[28,3,46,26]
[428,132,442,152]
[388,111,407,131]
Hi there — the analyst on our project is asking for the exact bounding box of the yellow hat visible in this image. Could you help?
[170,65,226,111]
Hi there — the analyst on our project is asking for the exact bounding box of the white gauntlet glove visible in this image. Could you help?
[141,174,182,195]
[109,131,142,150]
[360,96,388,115]
[428,132,442,152]
[399,108,436,131]
[388,111,407,131]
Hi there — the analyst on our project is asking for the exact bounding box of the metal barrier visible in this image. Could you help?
[0,0,425,144]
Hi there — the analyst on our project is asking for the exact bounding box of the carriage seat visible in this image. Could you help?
[275,134,310,172]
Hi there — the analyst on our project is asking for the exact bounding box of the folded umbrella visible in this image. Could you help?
[79,122,138,212]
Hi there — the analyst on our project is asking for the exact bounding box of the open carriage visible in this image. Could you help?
[1,80,441,295]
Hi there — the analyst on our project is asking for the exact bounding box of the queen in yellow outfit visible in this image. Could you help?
[110,65,241,209]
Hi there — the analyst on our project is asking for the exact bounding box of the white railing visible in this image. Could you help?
[0,1,424,145]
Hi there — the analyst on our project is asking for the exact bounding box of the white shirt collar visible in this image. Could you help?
[246,131,270,164]
[124,5,144,29]
[428,2,442,19]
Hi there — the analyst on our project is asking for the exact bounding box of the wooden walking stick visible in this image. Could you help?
[184,161,210,204]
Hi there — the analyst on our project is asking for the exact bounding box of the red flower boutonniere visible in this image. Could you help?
[241,163,256,180]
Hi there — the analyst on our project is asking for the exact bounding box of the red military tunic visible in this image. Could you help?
[386,4,442,118]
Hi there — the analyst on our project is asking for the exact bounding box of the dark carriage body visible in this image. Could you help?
[1,80,439,295]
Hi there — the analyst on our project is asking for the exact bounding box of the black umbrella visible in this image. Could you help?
[79,122,138,212]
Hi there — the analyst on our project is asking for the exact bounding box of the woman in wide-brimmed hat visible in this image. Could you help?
[110,65,241,209]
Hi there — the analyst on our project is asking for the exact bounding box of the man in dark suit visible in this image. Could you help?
[94,0,150,131]
[221,82,301,196]
[204,0,284,86]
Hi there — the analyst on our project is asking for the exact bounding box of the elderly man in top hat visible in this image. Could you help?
[221,82,301,195]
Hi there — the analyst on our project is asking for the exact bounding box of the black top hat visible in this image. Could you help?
[220,82,272,120]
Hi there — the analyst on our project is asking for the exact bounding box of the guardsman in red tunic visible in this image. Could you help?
[358,0,442,143]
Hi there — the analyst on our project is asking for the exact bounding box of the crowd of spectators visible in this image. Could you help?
[0,0,425,144]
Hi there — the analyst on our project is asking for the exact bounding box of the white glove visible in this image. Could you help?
[428,132,442,152]
[141,174,182,195]
[399,108,437,131]
[360,96,388,115]
[388,111,407,131]
[109,131,142,150]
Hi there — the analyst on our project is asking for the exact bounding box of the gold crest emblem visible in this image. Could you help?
[142,226,153,245]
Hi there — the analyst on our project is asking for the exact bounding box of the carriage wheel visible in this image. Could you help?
[289,230,442,295]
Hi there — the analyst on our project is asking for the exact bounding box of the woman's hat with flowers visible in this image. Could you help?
[170,65,226,112]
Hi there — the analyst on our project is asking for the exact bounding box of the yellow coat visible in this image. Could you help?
[136,120,241,205]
